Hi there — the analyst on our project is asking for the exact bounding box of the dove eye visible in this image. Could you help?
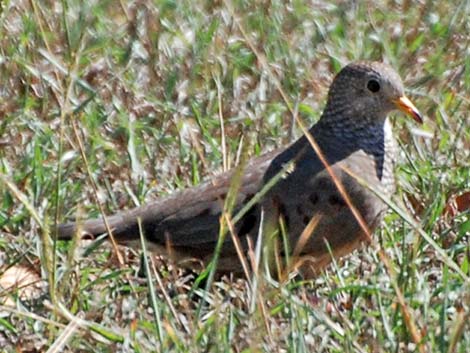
[367,79,381,93]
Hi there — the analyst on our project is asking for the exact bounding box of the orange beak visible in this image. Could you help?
[394,96,423,124]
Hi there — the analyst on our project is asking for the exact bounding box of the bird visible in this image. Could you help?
[57,61,422,278]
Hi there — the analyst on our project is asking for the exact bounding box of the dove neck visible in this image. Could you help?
[313,109,388,141]
[310,109,394,158]
[309,110,396,189]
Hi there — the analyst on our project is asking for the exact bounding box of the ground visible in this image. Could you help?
[0,1,469,352]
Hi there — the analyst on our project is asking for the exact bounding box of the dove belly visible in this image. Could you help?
[262,149,389,271]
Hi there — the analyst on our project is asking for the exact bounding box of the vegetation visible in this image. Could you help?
[0,1,469,352]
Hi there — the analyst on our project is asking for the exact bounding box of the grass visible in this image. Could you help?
[1,0,470,352]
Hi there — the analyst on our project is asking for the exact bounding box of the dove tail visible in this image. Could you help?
[55,213,130,240]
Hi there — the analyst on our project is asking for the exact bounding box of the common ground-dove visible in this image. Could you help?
[58,61,422,277]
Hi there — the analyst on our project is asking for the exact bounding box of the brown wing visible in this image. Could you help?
[57,149,283,259]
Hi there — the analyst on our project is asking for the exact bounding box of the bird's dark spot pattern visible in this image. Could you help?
[239,210,257,236]
[245,193,254,201]
[309,193,319,205]
[328,194,346,207]
[196,208,211,217]
[303,215,310,225]
[316,178,328,189]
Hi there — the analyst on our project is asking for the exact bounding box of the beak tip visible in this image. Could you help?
[396,96,423,124]
[414,113,424,124]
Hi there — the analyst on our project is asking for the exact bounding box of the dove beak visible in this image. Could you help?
[394,96,423,124]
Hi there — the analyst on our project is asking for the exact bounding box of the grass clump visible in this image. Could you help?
[0,1,469,352]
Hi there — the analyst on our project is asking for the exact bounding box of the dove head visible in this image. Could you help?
[323,61,422,125]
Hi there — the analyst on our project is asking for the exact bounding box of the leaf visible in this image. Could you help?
[444,191,470,217]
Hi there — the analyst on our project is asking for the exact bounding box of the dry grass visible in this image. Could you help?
[0,0,469,352]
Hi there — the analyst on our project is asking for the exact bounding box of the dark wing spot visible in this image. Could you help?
[316,177,328,189]
[303,215,310,226]
[328,194,346,207]
[196,208,211,217]
[309,193,319,205]
[239,209,257,236]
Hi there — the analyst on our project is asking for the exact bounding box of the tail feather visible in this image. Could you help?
[56,213,127,240]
